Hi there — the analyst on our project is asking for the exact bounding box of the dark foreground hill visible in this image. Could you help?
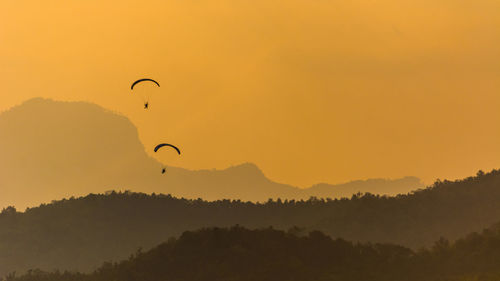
[2,169,500,277]
[0,98,422,210]
[7,226,500,281]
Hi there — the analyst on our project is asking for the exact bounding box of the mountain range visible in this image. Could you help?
[0,98,423,210]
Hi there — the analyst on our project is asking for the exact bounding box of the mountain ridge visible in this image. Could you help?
[9,225,500,281]
[0,98,423,209]
[4,167,500,280]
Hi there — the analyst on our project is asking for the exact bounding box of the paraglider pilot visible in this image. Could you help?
[154,144,181,175]
[130,78,159,110]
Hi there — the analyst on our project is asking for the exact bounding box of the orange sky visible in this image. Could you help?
[1,0,500,187]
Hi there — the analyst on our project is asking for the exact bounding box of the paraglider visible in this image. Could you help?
[131,78,160,109]
[154,143,181,174]
[131,78,160,90]
[154,143,181,154]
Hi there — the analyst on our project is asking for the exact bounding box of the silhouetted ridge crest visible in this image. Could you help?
[225,162,265,176]
[1,169,500,276]
[10,224,500,281]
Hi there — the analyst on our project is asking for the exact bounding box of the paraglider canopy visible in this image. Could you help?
[131,78,160,109]
[154,143,181,155]
[154,143,181,175]
[131,78,160,90]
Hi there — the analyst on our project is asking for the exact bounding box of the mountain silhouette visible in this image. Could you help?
[0,98,422,209]
[2,169,500,276]
[8,222,500,281]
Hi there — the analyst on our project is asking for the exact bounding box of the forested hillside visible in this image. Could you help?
[7,225,500,281]
[2,169,500,276]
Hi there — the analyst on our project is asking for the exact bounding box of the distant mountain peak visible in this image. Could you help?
[225,162,265,176]
[0,97,424,209]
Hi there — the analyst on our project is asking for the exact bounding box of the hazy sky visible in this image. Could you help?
[1,0,499,187]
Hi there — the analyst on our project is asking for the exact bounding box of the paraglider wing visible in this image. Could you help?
[154,143,181,155]
[131,78,160,90]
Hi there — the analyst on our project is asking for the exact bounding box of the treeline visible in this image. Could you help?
[3,169,500,276]
[6,225,500,281]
